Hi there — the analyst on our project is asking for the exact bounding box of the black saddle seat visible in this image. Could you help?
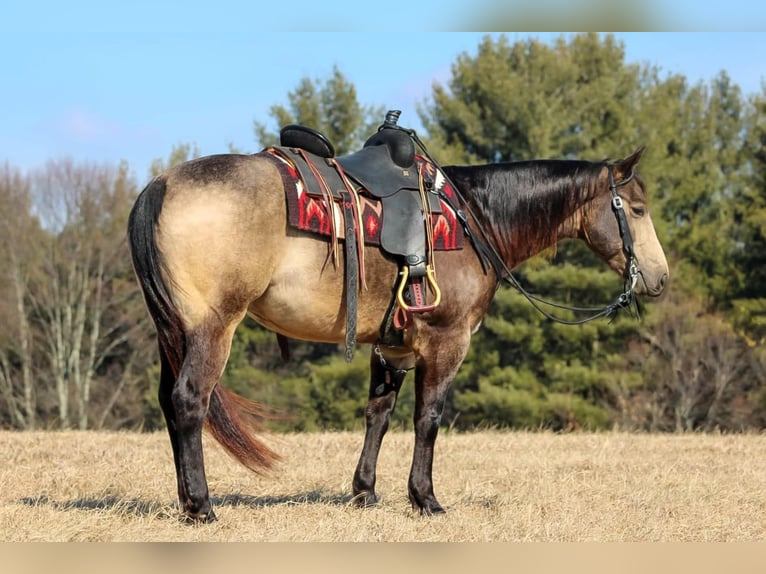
[363,127,416,169]
[280,124,335,158]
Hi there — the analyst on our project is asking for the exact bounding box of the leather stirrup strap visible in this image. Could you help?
[340,190,358,362]
[297,148,340,266]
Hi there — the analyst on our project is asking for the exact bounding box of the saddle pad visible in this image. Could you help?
[270,151,464,251]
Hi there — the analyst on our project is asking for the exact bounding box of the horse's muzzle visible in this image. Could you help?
[641,271,668,297]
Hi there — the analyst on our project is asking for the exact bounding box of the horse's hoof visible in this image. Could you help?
[409,496,446,516]
[351,491,379,508]
[179,508,218,524]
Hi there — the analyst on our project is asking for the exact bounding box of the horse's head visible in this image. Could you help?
[581,147,668,297]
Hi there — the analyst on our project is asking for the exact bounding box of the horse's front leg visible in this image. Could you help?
[352,347,411,506]
[408,329,471,515]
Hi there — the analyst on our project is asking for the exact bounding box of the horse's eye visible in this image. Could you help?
[631,206,646,217]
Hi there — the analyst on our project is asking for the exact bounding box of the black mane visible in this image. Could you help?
[442,159,604,262]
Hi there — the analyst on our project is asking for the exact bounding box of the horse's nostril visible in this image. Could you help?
[654,272,669,294]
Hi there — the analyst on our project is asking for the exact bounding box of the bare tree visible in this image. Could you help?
[634,289,754,431]
[28,159,145,429]
[0,164,40,429]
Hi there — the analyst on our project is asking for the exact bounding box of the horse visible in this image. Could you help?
[127,141,668,522]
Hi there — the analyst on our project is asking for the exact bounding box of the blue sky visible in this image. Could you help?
[2,2,765,182]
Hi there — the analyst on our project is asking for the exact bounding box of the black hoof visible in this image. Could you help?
[409,495,446,516]
[419,504,446,516]
[351,491,379,508]
[179,508,218,524]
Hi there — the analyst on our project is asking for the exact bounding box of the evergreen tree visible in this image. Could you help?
[254,65,385,155]
[730,83,766,390]
[636,71,747,303]
[421,33,646,164]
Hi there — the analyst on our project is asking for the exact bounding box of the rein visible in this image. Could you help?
[385,121,642,325]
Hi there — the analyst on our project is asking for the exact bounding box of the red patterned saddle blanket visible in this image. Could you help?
[270,150,464,251]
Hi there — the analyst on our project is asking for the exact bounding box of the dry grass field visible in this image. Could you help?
[1,429,766,542]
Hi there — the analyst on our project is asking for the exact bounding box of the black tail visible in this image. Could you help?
[127,176,186,374]
[127,177,279,471]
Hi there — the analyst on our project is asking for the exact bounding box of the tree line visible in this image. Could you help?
[1,33,764,432]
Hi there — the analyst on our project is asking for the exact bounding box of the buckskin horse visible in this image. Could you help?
[127,116,668,522]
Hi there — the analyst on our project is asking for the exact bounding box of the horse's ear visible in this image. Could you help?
[614,146,645,178]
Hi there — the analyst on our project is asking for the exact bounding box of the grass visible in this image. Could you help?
[1,429,765,541]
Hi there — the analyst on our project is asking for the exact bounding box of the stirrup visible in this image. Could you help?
[395,264,441,314]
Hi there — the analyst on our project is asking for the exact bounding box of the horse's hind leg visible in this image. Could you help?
[352,348,410,506]
[166,319,241,522]
[157,342,184,506]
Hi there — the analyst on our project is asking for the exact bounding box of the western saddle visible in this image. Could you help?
[270,110,456,361]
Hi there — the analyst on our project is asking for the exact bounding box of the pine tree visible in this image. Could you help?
[254,65,384,155]
[731,85,766,351]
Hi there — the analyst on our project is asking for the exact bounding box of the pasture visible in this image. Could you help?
[1,430,764,542]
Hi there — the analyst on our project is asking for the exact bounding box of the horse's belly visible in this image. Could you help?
[248,277,346,342]
[247,237,397,343]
